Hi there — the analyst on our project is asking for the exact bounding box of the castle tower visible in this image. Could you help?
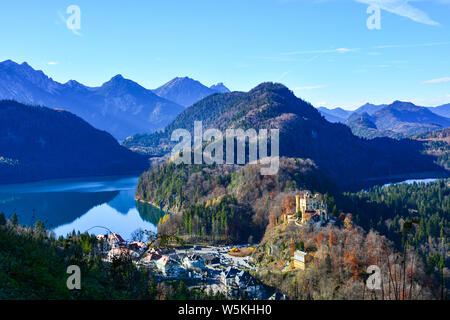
[295,194,300,213]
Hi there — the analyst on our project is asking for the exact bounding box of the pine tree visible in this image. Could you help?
[11,213,18,226]
[0,212,6,226]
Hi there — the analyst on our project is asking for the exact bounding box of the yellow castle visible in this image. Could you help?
[282,190,328,225]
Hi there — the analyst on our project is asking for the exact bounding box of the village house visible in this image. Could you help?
[182,254,206,271]
[219,267,264,299]
[96,234,111,252]
[202,254,220,266]
[141,252,162,264]
[234,270,264,299]
[220,267,240,286]
[97,233,126,248]
[155,255,180,276]
[107,247,140,260]
[128,241,147,251]
[110,233,126,246]
[97,233,128,252]
[292,250,310,270]
[96,234,107,241]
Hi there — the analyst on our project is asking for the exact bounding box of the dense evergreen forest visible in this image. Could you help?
[417,128,450,169]
[328,179,449,298]
[0,213,222,300]
[159,195,255,244]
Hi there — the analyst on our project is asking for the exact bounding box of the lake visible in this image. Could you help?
[383,178,439,187]
[0,175,167,241]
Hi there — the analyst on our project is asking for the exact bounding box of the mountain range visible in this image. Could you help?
[153,76,230,107]
[0,100,149,184]
[209,82,230,94]
[3,58,447,143]
[345,101,450,139]
[0,60,186,140]
[0,60,230,140]
[353,103,388,116]
[319,101,450,138]
[319,102,450,123]
[124,82,446,190]
[317,107,352,123]
[428,103,450,118]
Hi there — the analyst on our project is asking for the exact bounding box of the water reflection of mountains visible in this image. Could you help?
[0,191,119,228]
[104,189,167,225]
[0,190,167,229]
[135,201,168,226]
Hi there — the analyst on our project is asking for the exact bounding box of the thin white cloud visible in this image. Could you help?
[422,77,450,84]
[292,84,328,90]
[335,48,355,53]
[282,48,358,55]
[47,62,59,65]
[355,0,439,26]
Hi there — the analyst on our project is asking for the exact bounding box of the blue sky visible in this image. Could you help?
[0,0,449,109]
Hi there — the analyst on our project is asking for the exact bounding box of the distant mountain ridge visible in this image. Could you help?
[318,103,389,123]
[429,103,450,118]
[153,76,230,107]
[209,82,230,94]
[318,101,450,139]
[354,103,387,116]
[318,107,352,123]
[319,102,450,122]
[0,60,184,140]
[344,112,402,139]
[0,100,149,184]
[346,101,450,139]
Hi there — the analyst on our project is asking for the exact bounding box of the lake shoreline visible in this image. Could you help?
[0,175,164,241]
[135,197,179,215]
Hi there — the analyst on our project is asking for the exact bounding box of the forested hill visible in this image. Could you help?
[126,82,446,190]
[137,158,336,243]
[416,128,450,170]
[0,100,149,184]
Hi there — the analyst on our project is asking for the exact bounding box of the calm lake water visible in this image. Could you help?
[0,176,441,240]
[383,178,439,187]
[0,176,167,241]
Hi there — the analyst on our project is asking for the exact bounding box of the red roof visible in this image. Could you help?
[111,233,125,243]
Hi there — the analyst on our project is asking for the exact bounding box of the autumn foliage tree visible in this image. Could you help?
[252,223,435,300]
